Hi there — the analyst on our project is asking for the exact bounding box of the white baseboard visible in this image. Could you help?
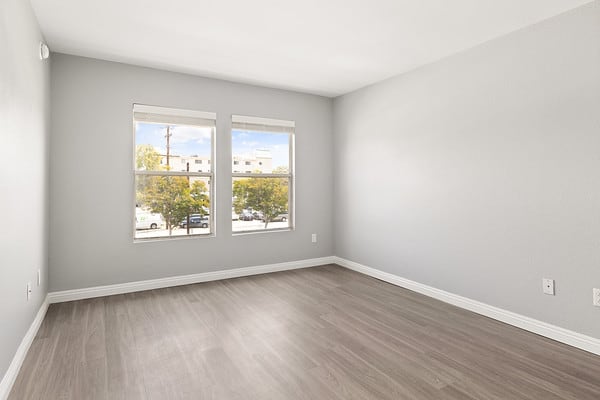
[12,254,597,400]
[48,256,337,303]
[0,296,49,400]
[334,256,600,356]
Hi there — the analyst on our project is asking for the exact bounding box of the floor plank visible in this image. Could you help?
[9,265,600,399]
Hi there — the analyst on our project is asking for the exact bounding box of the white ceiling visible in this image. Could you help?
[31,0,592,97]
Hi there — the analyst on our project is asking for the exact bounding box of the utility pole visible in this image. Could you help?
[165,125,172,167]
[165,125,173,233]
[186,161,191,234]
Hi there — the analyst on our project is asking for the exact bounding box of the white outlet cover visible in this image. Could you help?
[593,288,600,307]
[311,233,317,243]
[26,282,32,301]
[542,278,555,295]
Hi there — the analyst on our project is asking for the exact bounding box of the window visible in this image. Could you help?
[233,160,239,165]
[232,115,294,233]
[133,104,215,240]
[195,159,202,164]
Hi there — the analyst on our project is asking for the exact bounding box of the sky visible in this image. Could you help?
[232,130,289,169]
[135,122,290,169]
[135,122,212,157]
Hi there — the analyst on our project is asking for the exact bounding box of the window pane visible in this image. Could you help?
[231,130,289,174]
[135,122,213,172]
[135,175,211,239]
[232,177,289,232]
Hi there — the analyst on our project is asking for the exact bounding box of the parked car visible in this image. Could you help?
[261,213,288,222]
[271,213,288,222]
[232,211,239,221]
[180,215,209,228]
[136,211,163,230]
[239,210,254,221]
[252,211,264,220]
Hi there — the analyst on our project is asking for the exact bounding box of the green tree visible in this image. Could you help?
[138,177,210,234]
[183,180,210,219]
[139,176,188,233]
[232,179,251,214]
[135,145,163,206]
[189,180,209,213]
[234,178,288,228]
[135,144,210,234]
[136,144,161,170]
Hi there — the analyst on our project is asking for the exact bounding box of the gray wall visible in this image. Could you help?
[0,0,50,380]
[49,54,333,292]
[333,2,600,338]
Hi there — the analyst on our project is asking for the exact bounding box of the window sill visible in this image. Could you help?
[133,233,215,244]
[232,227,294,237]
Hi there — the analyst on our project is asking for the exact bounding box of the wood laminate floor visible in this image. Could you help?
[9,264,600,399]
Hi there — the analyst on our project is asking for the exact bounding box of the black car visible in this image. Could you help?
[180,215,209,228]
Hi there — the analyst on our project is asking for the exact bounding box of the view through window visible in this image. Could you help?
[231,115,294,233]
[133,105,215,240]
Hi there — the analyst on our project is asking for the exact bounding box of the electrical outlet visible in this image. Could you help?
[593,288,600,307]
[542,278,555,295]
[311,233,317,243]
[26,282,32,301]
[37,269,41,286]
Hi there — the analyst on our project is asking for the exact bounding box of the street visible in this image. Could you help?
[135,219,290,239]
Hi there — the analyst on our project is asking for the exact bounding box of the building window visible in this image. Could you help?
[233,160,239,165]
[133,104,215,240]
[231,115,294,233]
[195,159,202,164]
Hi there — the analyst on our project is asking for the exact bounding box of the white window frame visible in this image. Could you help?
[231,115,295,235]
[133,104,217,241]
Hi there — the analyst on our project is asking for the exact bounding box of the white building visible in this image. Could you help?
[160,149,273,173]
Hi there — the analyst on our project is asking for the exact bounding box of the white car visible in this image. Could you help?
[136,211,163,230]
